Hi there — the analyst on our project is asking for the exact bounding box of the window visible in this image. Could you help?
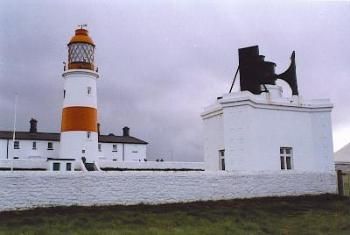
[87,131,91,139]
[68,43,94,64]
[47,142,53,150]
[112,144,117,152]
[132,150,138,153]
[53,162,60,171]
[63,89,66,98]
[280,147,293,170]
[87,87,92,95]
[14,141,20,149]
[280,156,285,170]
[32,142,37,150]
[82,149,86,154]
[66,163,72,171]
[286,156,292,169]
[219,149,225,171]
[98,144,102,152]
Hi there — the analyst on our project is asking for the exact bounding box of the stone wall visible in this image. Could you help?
[97,160,204,170]
[0,171,336,211]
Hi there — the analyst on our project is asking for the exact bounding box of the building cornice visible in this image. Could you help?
[201,91,333,119]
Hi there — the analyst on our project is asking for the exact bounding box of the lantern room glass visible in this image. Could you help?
[68,43,94,64]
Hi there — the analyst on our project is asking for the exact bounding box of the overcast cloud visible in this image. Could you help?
[0,0,349,161]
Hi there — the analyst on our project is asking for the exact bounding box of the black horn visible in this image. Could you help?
[236,46,299,96]
[275,51,299,96]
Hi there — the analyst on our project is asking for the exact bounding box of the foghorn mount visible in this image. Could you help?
[229,45,299,96]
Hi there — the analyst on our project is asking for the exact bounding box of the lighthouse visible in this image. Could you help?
[59,26,99,169]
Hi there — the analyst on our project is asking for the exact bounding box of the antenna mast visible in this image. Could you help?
[11,94,18,172]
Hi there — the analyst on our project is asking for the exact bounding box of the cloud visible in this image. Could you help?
[0,0,349,160]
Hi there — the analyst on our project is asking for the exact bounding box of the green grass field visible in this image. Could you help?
[0,195,349,235]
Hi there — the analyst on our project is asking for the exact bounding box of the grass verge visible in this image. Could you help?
[0,194,349,235]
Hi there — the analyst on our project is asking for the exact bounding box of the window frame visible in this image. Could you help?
[66,162,72,171]
[219,149,225,171]
[280,147,293,170]
[14,141,20,149]
[53,162,60,171]
[47,142,54,150]
[32,141,37,150]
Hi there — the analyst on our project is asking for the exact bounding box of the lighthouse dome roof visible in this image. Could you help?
[68,28,95,46]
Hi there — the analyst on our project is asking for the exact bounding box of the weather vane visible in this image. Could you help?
[78,24,88,29]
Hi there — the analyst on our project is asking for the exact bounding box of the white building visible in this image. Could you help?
[202,46,335,174]
[0,119,147,171]
[334,143,350,171]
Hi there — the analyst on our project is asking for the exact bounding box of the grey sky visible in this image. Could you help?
[0,0,349,161]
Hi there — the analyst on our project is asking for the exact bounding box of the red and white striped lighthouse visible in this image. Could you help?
[59,26,99,167]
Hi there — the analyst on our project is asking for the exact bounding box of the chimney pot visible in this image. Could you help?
[123,126,130,136]
[30,118,37,133]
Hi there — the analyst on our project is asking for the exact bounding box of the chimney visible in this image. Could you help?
[97,123,101,135]
[123,126,130,136]
[30,118,37,133]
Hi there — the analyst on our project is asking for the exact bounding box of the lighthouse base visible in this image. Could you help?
[59,131,98,169]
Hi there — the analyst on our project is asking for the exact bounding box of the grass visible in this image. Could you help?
[0,195,350,235]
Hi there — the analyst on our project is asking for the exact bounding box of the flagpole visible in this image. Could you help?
[11,95,18,172]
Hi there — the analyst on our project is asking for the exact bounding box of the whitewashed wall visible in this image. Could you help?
[0,139,59,160]
[0,139,147,164]
[97,142,122,161]
[0,171,336,211]
[222,105,334,173]
[202,110,224,171]
[97,143,147,162]
[0,159,48,169]
[202,90,335,173]
[60,132,98,166]
[62,70,98,108]
[124,144,147,161]
[0,140,7,159]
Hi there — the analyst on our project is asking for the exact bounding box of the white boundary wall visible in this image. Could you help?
[0,159,48,169]
[98,160,204,170]
[0,171,336,211]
